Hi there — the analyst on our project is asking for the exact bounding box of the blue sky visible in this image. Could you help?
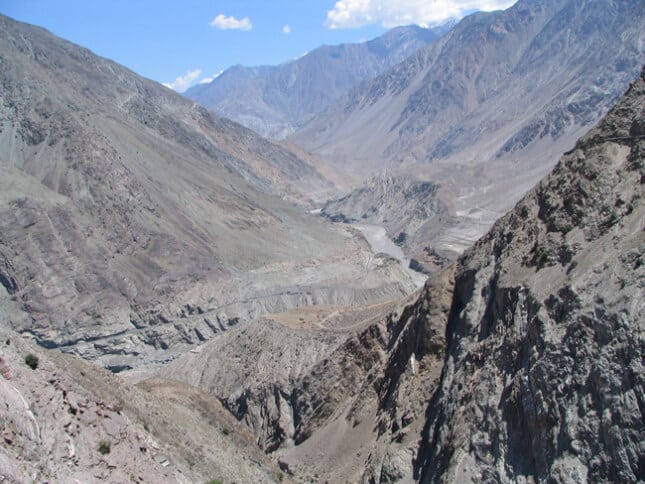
[1,0,516,92]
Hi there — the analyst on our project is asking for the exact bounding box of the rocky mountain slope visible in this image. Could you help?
[163,68,644,482]
[295,0,643,173]
[412,64,645,484]
[294,0,644,263]
[0,328,282,483]
[164,288,437,482]
[0,14,417,370]
[185,25,446,139]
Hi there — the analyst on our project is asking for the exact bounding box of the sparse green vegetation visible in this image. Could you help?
[98,440,111,455]
[24,353,39,370]
[206,479,223,484]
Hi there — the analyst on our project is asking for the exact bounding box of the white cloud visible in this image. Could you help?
[325,0,517,29]
[163,69,202,92]
[210,14,253,30]
[282,24,291,34]
[198,70,224,85]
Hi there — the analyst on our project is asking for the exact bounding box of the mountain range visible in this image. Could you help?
[185,24,452,139]
[292,0,644,268]
[293,0,643,173]
[168,63,645,484]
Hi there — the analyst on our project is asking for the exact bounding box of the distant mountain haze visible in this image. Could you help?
[185,24,451,138]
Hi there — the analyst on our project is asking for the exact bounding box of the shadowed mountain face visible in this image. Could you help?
[184,25,447,139]
[0,15,417,370]
[292,0,644,264]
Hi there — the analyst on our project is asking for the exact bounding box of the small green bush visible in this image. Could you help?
[24,353,39,370]
[206,480,223,484]
[98,440,111,455]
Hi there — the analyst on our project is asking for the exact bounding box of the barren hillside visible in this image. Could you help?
[0,14,417,370]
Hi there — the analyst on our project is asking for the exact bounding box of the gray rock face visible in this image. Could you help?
[185,25,444,139]
[414,68,645,483]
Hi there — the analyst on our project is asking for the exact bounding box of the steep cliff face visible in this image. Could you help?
[414,68,644,482]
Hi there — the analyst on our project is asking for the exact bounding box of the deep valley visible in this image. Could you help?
[0,1,643,482]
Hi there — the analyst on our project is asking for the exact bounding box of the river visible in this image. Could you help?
[352,224,427,289]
